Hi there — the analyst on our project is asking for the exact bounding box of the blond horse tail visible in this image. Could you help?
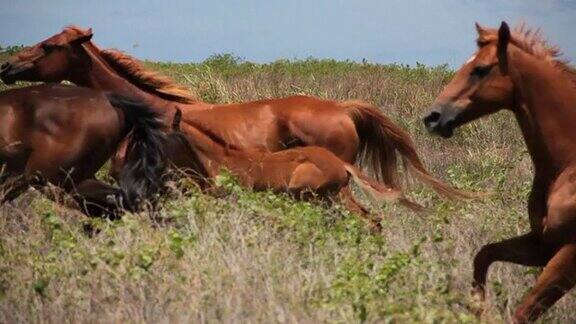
[344,100,474,200]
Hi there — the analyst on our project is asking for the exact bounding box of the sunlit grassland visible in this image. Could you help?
[1,53,574,323]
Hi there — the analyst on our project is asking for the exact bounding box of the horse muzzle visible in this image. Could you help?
[0,61,33,85]
[0,62,12,82]
[423,107,458,138]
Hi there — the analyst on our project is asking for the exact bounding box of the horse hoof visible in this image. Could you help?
[470,282,486,302]
[365,219,383,233]
[468,285,489,318]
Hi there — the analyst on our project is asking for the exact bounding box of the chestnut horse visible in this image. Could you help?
[0,26,467,200]
[167,109,422,229]
[0,83,166,216]
[424,22,576,322]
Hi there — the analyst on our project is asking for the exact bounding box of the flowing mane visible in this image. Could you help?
[99,49,198,103]
[478,23,576,87]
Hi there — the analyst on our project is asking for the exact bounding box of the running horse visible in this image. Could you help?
[0,26,468,201]
[166,108,423,230]
[0,83,166,216]
[423,22,576,322]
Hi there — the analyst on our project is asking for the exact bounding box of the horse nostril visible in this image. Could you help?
[0,62,9,71]
[423,111,441,127]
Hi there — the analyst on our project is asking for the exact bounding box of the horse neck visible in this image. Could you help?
[70,43,208,115]
[510,49,576,177]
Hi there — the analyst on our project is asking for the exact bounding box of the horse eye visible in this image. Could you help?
[471,65,492,78]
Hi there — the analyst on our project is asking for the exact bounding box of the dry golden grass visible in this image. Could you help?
[0,54,574,323]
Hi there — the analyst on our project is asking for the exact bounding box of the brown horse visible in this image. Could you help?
[0,83,166,216]
[0,26,467,200]
[166,109,422,229]
[424,22,576,322]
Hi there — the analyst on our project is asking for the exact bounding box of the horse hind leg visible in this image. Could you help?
[287,161,351,200]
[287,162,326,200]
[287,162,384,231]
[338,186,382,232]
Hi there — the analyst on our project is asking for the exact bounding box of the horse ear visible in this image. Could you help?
[497,21,511,75]
[70,28,93,45]
[475,22,486,35]
[172,108,182,131]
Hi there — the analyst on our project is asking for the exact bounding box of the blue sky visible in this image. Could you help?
[0,0,574,67]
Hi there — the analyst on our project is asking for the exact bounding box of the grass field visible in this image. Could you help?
[1,52,574,323]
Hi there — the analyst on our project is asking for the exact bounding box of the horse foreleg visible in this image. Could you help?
[71,179,124,218]
[472,233,553,301]
[513,243,576,323]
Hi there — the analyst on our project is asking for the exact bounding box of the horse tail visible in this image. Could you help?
[343,100,474,200]
[106,93,167,211]
[344,164,423,212]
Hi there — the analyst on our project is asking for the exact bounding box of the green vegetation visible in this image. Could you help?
[0,45,24,56]
[1,53,574,323]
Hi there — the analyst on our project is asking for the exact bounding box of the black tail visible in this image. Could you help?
[106,93,167,211]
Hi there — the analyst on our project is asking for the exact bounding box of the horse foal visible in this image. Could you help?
[167,109,422,229]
